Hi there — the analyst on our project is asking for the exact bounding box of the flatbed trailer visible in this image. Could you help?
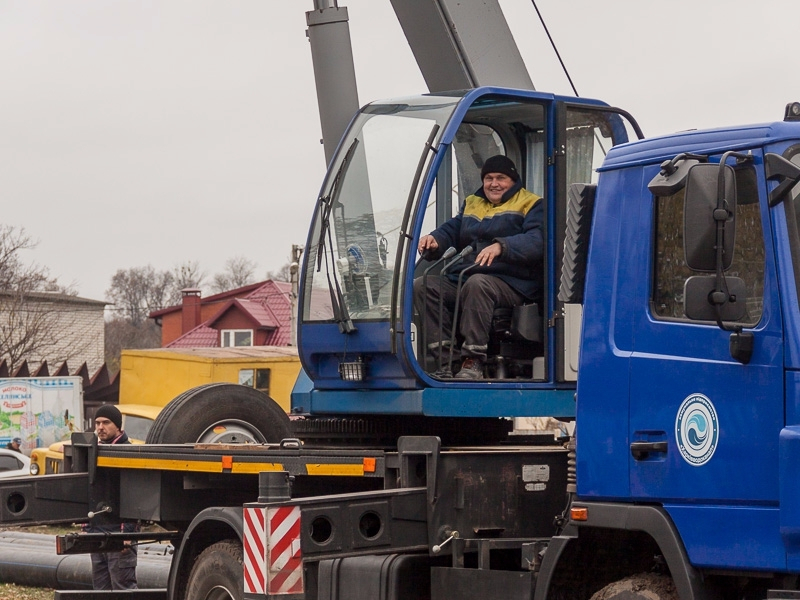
[0,432,570,600]
[0,432,388,528]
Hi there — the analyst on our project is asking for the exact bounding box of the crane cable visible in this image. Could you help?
[530,0,579,97]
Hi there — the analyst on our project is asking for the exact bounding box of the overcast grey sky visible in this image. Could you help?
[1,1,797,302]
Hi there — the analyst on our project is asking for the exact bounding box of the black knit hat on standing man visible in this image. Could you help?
[95,404,123,429]
[481,155,520,182]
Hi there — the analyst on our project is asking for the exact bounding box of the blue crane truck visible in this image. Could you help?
[4,87,800,600]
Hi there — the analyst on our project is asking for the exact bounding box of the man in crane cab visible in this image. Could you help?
[414,155,544,380]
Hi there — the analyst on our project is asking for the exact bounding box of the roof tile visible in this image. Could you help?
[167,325,220,348]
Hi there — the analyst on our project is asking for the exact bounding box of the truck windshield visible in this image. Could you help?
[302,96,460,323]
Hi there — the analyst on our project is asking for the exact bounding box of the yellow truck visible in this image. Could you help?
[119,345,300,443]
[118,345,299,416]
[30,346,300,474]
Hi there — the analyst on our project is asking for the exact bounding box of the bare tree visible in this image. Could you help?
[0,225,54,291]
[0,225,88,372]
[168,260,207,304]
[104,265,179,370]
[104,317,162,373]
[107,266,175,325]
[265,258,292,282]
[211,256,257,293]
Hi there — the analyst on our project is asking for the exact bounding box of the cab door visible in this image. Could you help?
[627,152,785,569]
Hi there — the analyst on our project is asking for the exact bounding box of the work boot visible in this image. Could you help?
[454,358,484,380]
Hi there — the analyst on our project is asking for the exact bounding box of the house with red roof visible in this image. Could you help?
[149,280,294,349]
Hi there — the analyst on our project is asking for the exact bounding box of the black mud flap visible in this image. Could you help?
[431,567,533,600]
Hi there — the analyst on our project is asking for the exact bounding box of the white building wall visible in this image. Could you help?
[50,302,105,373]
[0,294,106,374]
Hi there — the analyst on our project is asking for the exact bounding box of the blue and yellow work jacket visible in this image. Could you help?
[430,182,544,300]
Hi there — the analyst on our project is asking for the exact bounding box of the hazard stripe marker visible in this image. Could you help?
[243,507,267,595]
[268,506,304,594]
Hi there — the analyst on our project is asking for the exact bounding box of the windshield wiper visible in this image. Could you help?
[316,138,359,334]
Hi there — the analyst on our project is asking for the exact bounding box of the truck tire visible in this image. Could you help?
[145,383,292,444]
[590,573,678,600]
[184,539,243,600]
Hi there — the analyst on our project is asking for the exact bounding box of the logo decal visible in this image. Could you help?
[675,393,718,466]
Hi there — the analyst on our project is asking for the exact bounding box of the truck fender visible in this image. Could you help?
[167,506,243,600]
[533,502,708,600]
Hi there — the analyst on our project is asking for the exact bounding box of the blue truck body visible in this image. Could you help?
[290,86,800,597]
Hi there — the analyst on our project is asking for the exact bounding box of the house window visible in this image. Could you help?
[221,329,253,347]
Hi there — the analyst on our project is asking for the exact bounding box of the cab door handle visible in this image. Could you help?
[630,441,668,460]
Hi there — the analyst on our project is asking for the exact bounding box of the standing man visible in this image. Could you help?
[414,155,544,379]
[87,404,138,590]
[5,437,22,453]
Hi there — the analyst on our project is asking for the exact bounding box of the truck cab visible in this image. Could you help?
[295,87,641,427]
[566,106,800,590]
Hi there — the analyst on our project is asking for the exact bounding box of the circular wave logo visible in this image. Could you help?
[675,394,718,466]
[346,244,368,275]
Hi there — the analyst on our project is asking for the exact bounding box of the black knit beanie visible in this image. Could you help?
[95,404,122,429]
[481,155,520,182]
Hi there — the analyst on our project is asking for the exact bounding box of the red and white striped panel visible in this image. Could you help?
[267,506,304,595]
[243,506,267,595]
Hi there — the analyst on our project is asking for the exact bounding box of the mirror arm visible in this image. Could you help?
[659,152,707,176]
[712,152,752,334]
[710,152,755,362]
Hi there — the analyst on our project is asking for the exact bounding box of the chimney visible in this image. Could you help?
[181,288,202,333]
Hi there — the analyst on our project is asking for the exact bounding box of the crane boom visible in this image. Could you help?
[306,0,533,164]
[389,0,534,92]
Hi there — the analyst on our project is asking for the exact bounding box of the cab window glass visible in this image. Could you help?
[420,124,504,238]
[564,107,639,186]
[652,164,765,323]
[421,99,546,236]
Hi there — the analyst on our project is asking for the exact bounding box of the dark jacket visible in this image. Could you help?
[87,431,137,535]
[430,183,544,300]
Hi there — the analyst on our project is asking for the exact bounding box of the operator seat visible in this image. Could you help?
[487,303,543,379]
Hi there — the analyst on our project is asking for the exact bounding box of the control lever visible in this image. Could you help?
[88,504,112,518]
[432,530,459,554]
[447,262,479,374]
[419,247,456,370]
[436,246,473,374]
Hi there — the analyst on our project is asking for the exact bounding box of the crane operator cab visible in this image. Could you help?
[297,87,641,423]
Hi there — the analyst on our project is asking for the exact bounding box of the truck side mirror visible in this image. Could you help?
[683,163,736,272]
[684,275,747,322]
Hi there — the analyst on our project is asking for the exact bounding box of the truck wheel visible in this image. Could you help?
[185,539,243,600]
[145,383,292,444]
[590,573,678,600]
